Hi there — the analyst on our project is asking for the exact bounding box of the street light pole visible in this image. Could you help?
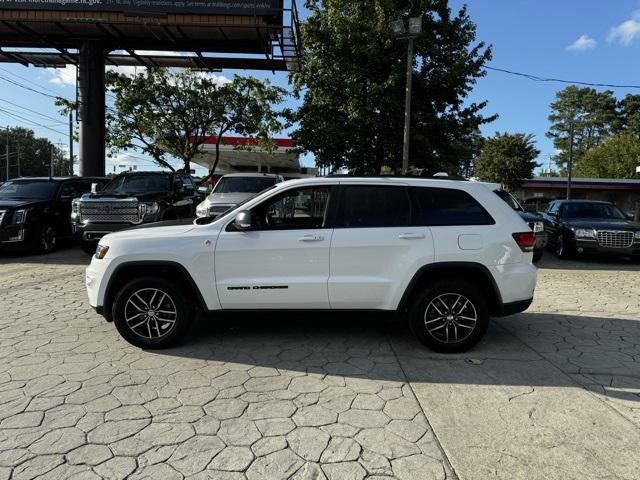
[391,16,422,176]
[566,120,574,200]
[402,37,414,175]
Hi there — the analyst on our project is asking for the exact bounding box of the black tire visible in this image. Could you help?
[112,277,194,349]
[409,280,489,353]
[532,250,543,263]
[31,223,57,254]
[555,233,573,259]
[81,242,97,255]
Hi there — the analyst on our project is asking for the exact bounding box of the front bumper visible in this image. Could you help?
[572,238,640,257]
[73,222,138,243]
[0,224,29,249]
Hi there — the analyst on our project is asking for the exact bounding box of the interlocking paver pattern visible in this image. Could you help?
[1,249,639,479]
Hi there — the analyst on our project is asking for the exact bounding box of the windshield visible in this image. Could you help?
[0,181,58,200]
[494,190,522,211]
[214,176,278,194]
[104,175,170,194]
[562,202,626,220]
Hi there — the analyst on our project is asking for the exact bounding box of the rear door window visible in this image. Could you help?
[337,186,411,228]
[411,187,494,226]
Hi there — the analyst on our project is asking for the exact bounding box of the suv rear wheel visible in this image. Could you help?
[409,280,489,353]
[112,277,193,349]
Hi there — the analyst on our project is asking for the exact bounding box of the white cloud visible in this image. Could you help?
[48,64,76,86]
[608,10,640,46]
[566,34,597,52]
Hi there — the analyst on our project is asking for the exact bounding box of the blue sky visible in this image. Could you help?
[2,1,640,176]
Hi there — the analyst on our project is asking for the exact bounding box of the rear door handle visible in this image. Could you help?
[398,232,425,240]
[299,235,325,242]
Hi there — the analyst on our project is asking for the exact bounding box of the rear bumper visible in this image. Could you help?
[488,262,537,308]
[498,298,533,316]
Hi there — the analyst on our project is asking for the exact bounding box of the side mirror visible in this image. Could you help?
[234,210,252,231]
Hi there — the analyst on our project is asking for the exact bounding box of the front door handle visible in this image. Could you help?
[398,232,425,240]
[299,235,325,242]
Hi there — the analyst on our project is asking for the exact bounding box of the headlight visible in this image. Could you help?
[196,206,208,218]
[635,231,640,240]
[72,199,80,214]
[95,244,109,259]
[12,209,30,224]
[533,221,544,233]
[574,228,596,239]
[144,202,159,215]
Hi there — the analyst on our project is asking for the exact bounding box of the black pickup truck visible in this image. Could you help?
[72,171,201,253]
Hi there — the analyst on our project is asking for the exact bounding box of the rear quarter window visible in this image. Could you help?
[411,187,495,226]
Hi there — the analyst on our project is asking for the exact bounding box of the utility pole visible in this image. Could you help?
[69,111,74,176]
[566,121,574,200]
[50,144,54,178]
[16,143,20,178]
[5,127,9,182]
[402,37,414,176]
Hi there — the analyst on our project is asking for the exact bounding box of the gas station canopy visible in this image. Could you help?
[193,136,301,174]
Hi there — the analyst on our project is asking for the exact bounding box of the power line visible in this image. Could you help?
[485,66,640,90]
[0,65,65,97]
[0,107,67,136]
[0,98,65,124]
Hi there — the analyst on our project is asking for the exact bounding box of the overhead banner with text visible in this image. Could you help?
[0,0,282,15]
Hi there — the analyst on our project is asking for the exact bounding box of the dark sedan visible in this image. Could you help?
[0,177,107,254]
[540,200,640,259]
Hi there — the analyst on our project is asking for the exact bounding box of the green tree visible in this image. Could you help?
[475,132,540,191]
[106,69,286,177]
[618,94,640,138]
[547,86,618,173]
[290,0,494,175]
[0,127,67,181]
[575,133,640,179]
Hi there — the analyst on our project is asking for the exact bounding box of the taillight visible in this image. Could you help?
[512,232,536,252]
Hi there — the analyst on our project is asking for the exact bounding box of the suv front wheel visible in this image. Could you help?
[409,280,489,353]
[112,277,193,349]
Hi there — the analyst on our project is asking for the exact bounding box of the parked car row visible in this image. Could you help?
[0,171,202,255]
[0,171,297,255]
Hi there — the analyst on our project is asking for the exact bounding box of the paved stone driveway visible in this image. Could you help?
[0,249,639,479]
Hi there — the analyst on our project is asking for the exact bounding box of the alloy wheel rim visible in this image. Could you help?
[423,293,477,344]
[41,226,56,252]
[125,288,177,339]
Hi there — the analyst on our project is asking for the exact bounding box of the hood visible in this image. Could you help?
[103,220,195,242]
[564,218,640,231]
[83,191,169,202]
[209,192,254,205]
[517,211,543,223]
[0,198,48,209]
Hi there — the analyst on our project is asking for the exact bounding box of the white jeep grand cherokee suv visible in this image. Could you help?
[86,177,537,353]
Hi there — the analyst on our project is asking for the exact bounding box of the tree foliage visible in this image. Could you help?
[0,127,67,181]
[546,86,640,174]
[290,0,494,175]
[575,133,640,179]
[475,132,540,191]
[106,69,286,177]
